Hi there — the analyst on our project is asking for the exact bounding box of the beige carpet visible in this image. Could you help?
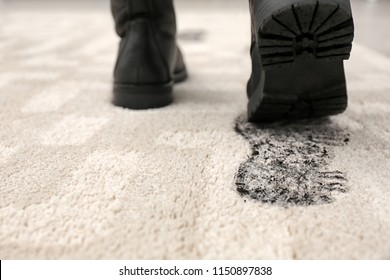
[1,7,390,260]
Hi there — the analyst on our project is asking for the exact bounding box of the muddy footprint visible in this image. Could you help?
[235,115,350,207]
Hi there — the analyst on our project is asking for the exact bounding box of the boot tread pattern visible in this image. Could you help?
[258,1,354,70]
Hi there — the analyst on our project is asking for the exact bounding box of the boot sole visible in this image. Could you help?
[248,0,354,122]
[113,68,187,110]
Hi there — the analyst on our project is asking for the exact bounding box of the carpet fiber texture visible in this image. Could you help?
[1,7,390,259]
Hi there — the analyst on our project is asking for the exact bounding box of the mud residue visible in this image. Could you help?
[235,115,350,207]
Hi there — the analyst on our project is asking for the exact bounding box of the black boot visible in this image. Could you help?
[111,0,187,109]
[247,0,354,122]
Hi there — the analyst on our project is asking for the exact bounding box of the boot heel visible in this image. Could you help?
[253,0,354,70]
[113,82,173,110]
[248,60,348,122]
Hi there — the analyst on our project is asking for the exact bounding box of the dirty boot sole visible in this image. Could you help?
[248,0,354,122]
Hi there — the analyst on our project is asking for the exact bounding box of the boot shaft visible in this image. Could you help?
[111,0,185,87]
[111,0,176,37]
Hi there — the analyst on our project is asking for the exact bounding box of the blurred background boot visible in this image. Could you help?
[247,0,354,122]
[111,0,187,109]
